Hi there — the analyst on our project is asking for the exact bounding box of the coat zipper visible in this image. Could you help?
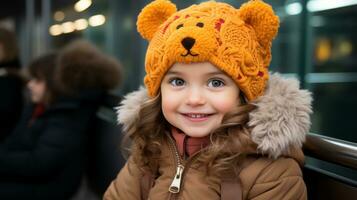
[167,134,202,199]
[168,134,184,194]
[169,164,185,193]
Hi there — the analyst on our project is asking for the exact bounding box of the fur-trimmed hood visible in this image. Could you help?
[116,73,312,158]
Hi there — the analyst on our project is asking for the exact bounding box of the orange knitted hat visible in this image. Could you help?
[137,0,279,101]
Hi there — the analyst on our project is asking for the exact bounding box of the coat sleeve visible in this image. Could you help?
[103,157,143,200]
[247,158,307,200]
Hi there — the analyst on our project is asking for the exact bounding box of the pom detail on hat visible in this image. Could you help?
[137,0,177,41]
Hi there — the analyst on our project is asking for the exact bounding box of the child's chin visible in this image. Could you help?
[181,128,211,138]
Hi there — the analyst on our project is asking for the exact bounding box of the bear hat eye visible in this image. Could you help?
[176,24,184,29]
[196,22,204,27]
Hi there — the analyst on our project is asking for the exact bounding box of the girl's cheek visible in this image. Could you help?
[210,91,239,112]
[161,93,179,110]
[216,98,237,112]
[162,99,171,111]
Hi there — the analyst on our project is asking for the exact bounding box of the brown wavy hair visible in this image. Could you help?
[122,93,167,171]
[27,53,62,105]
[123,92,257,176]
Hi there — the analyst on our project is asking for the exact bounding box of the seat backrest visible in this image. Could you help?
[85,93,126,196]
[304,165,357,199]
[303,133,357,200]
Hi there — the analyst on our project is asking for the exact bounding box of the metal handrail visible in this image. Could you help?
[303,133,357,170]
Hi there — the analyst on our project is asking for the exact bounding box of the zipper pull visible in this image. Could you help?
[169,165,185,193]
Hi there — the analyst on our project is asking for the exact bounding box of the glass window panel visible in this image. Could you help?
[311,4,357,73]
[310,82,357,143]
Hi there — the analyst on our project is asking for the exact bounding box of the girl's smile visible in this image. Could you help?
[160,62,241,138]
[181,112,214,122]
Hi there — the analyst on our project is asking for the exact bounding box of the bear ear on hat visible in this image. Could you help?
[238,0,279,49]
[137,0,177,41]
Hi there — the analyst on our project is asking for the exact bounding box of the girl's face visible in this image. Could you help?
[27,78,46,103]
[160,62,240,138]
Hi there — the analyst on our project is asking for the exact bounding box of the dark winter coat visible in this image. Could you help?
[0,90,105,200]
[0,59,24,142]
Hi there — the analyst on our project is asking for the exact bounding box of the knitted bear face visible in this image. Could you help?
[137,0,279,101]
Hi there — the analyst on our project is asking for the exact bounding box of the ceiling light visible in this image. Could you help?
[54,11,65,21]
[89,14,106,27]
[74,0,92,12]
[62,22,75,33]
[49,24,63,36]
[74,19,88,30]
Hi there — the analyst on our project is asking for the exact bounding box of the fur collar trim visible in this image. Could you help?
[116,73,312,158]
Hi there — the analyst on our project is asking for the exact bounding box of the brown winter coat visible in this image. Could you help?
[104,140,306,200]
[104,74,312,200]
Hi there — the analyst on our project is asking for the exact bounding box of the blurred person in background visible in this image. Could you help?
[0,40,122,200]
[0,27,24,142]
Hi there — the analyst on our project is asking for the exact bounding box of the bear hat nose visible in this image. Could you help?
[181,37,195,50]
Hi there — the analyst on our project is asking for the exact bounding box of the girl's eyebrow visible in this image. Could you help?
[166,71,224,76]
[166,71,182,75]
[206,71,225,76]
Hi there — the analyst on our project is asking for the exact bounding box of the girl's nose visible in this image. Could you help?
[186,88,206,106]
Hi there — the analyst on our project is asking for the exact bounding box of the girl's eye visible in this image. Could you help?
[169,78,185,87]
[208,79,224,88]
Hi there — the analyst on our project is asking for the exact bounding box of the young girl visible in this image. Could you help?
[104,0,312,199]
